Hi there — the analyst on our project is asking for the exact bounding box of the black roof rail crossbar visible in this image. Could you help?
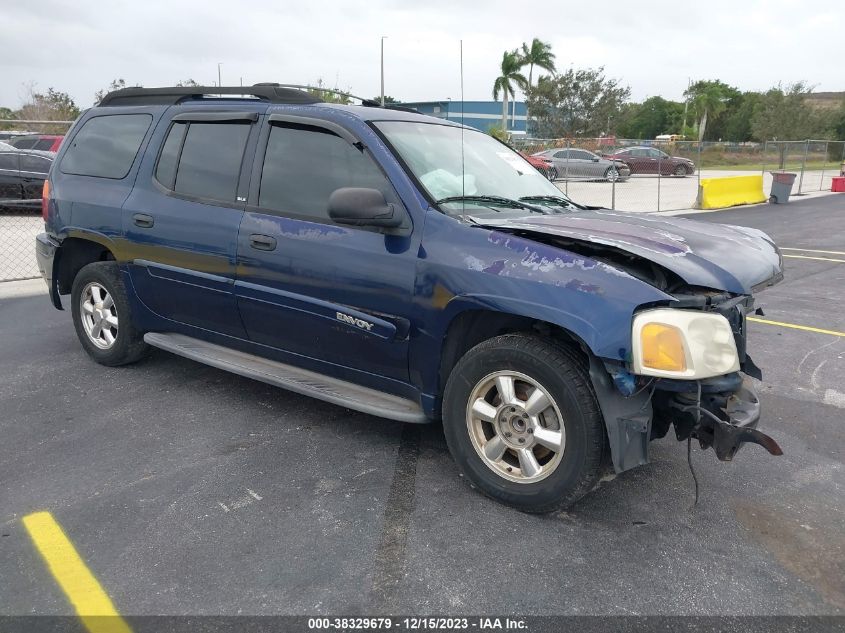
[98,86,322,107]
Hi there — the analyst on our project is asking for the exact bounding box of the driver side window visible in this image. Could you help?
[258,124,394,222]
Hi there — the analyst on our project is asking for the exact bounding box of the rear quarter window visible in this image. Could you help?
[60,114,152,179]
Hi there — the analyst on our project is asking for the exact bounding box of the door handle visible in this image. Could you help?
[133,213,155,228]
[249,234,277,251]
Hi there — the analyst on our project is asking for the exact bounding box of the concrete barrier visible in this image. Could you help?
[694,175,767,210]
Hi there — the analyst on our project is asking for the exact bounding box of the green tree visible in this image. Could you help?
[525,67,630,138]
[751,82,829,141]
[519,38,556,87]
[492,50,527,132]
[370,95,398,104]
[616,96,683,139]
[715,92,761,142]
[18,87,80,132]
[684,80,736,141]
[835,98,845,141]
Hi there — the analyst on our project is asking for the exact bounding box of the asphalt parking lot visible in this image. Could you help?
[1,195,843,618]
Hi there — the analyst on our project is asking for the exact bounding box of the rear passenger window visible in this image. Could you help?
[259,124,391,220]
[60,114,152,179]
[156,122,249,203]
[20,155,51,173]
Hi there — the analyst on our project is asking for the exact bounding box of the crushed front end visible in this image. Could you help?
[590,290,783,474]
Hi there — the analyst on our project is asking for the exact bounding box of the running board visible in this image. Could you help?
[143,332,427,423]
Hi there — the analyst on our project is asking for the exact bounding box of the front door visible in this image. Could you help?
[123,111,260,338]
[235,116,416,382]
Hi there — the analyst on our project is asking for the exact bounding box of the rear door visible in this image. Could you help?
[235,114,416,382]
[0,153,21,200]
[19,154,51,199]
[123,110,260,337]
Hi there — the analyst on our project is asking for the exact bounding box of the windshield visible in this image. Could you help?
[375,121,568,218]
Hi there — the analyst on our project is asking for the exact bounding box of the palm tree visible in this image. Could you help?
[492,50,528,132]
[520,38,556,87]
[684,80,729,142]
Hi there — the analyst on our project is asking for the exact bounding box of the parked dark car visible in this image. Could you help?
[8,134,64,152]
[35,85,783,512]
[603,146,695,176]
[533,148,631,181]
[0,149,54,209]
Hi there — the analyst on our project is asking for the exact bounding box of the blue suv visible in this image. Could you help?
[35,85,784,512]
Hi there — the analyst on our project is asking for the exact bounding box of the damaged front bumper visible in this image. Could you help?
[588,358,782,473]
[654,373,783,461]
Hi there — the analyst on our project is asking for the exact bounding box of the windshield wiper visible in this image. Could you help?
[518,195,586,211]
[435,195,545,213]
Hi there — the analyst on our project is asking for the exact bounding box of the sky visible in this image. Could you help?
[2,0,842,110]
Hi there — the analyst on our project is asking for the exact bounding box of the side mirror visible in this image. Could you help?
[328,187,406,229]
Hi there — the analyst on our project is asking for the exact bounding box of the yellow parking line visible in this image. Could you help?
[781,247,845,256]
[22,512,131,633]
[783,254,845,263]
[747,317,845,338]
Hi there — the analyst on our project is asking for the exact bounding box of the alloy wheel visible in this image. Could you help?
[466,371,566,484]
[79,282,118,349]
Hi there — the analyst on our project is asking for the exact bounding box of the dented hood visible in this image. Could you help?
[476,209,783,294]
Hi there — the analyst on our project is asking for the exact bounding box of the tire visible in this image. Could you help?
[673,164,688,177]
[71,261,149,366]
[442,334,607,513]
[604,166,620,182]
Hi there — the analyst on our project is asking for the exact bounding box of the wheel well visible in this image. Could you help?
[438,310,586,396]
[56,238,116,294]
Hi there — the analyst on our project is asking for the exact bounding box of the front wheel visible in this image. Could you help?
[443,334,607,513]
[673,164,688,177]
[604,166,620,182]
[71,262,149,366]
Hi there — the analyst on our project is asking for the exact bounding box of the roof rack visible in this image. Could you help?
[98,85,322,107]
[257,83,421,114]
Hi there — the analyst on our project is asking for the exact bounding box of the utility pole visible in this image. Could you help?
[380,36,388,106]
[218,63,223,88]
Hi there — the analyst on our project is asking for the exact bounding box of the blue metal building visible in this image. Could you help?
[399,100,527,133]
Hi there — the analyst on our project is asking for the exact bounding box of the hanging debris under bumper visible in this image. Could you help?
[654,373,783,461]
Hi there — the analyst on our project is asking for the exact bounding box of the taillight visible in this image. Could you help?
[41,180,51,222]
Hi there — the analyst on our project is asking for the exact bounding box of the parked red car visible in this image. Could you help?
[602,146,695,176]
[7,134,64,152]
[520,152,558,180]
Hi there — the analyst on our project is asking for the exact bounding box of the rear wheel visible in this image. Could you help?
[443,334,607,513]
[71,262,148,366]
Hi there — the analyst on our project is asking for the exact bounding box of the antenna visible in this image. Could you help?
[460,39,465,219]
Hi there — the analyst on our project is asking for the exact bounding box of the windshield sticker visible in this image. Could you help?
[497,152,529,175]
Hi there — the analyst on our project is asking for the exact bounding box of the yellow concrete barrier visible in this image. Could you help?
[695,175,767,210]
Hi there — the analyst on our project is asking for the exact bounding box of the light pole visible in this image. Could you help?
[380,36,388,106]
[218,63,223,88]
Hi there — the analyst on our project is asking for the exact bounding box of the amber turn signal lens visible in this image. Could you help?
[640,323,686,372]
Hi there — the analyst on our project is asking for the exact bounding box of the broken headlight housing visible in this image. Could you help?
[631,308,740,379]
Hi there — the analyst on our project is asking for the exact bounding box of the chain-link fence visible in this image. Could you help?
[1,120,72,282]
[515,137,845,213]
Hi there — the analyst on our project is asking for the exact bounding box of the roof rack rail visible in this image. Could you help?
[98,85,322,107]
[256,83,420,114]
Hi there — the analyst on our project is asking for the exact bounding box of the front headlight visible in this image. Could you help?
[632,308,739,379]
